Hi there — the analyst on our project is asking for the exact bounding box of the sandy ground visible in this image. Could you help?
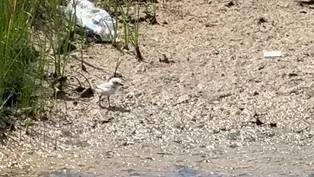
[2,0,314,176]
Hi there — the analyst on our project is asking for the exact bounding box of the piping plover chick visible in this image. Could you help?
[93,77,123,107]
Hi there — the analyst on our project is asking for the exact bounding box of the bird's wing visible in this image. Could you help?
[97,82,111,89]
[94,82,112,94]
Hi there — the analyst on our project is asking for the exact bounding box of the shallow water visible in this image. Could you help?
[38,168,220,177]
[37,167,314,177]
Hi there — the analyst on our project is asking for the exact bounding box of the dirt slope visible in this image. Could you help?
[2,0,314,176]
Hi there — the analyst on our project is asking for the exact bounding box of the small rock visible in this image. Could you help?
[106,151,114,158]
[175,94,190,105]
[244,135,256,142]
[229,143,239,149]
[288,73,298,78]
[73,101,78,106]
[122,141,134,146]
[73,154,80,158]
[9,161,18,167]
[174,139,183,144]
[199,159,211,163]
[270,122,277,128]
[227,130,240,140]
[99,117,114,124]
[144,157,154,161]
[0,152,5,160]
[257,17,267,24]
[89,121,97,129]
[213,129,220,134]
[226,0,235,7]
[159,54,174,64]
[156,152,173,156]
[252,91,259,96]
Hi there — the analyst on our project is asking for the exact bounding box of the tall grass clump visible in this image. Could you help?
[0,0,39,112]
[0,0,73,132]
[101,0,147,61]
[0,0,42,133]
[131,3,143,61]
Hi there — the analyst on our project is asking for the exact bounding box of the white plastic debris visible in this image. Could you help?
[64,0,117,42]
[263,50,282,58]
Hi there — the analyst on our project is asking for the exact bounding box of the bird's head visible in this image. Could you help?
[109,77,123,88]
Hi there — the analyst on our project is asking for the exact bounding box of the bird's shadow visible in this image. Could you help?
[99,104,131,113]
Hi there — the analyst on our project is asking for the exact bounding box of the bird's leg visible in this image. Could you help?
[107,95,111,107]
[98,95,102,107]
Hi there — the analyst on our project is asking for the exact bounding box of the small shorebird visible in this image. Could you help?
[93,77,123,107]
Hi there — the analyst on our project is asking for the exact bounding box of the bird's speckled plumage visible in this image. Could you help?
[93,77,123,107]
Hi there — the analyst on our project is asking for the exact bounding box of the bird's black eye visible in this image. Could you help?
[113,81,122,85]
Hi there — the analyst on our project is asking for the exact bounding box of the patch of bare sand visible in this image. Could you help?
[2,0,314,176]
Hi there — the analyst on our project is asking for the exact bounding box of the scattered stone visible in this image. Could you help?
[73,101,78,106]
[159,54,174,64]
[122,141,134,146]
[229,143,239,148]
[0,152,5,160]
[251,113,265,126]
[227,130,240,140]
[106,151,114,158]
[270,122,277,128]
[288,73,298,78]
[299,0,314,7]
[226,0,237,7]
[156,152,173,156]
[89,121,97,129]
[144,157,154,161]
[175,94,190,105]
[252,91,259,96]
[213,129,220,134]
[257,17,267,24]
[99,117,114,124]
